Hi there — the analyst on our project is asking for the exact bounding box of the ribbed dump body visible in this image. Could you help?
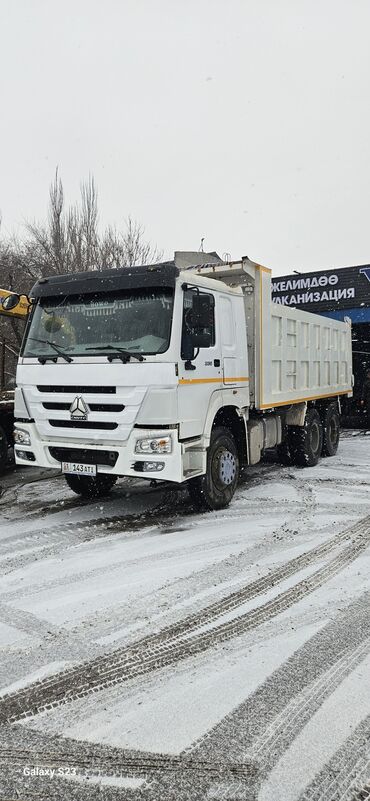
[183,258,353,410]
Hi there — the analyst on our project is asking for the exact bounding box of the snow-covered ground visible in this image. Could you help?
[0,433,370,801]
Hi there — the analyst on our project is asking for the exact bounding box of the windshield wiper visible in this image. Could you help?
[86,345,145,362]
[28,337,74,363]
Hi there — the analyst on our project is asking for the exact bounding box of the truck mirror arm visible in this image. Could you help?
[184,347,200,371]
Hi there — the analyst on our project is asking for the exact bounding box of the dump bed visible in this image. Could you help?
[260,299,352,409]
[185,257,353,410]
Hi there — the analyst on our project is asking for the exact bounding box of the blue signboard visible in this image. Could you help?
[272,264,370,321]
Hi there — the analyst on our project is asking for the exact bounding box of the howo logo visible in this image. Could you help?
[360,267,370,283]
[69,396,89,421]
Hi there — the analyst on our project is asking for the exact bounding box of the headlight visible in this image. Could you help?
[14,428,31,446]
[135,435,172,454]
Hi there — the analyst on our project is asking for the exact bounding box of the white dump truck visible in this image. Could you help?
[11,253,353,509]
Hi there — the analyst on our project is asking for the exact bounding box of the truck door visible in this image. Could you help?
[219,295,241,384]
[177,287,222,439]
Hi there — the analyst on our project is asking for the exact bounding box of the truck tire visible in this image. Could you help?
[0,426,9,473]
[188,426,239,511]
[290,409,323,468]
[277,426,293,465]
[321,403,340,457]
[64,473,117,499]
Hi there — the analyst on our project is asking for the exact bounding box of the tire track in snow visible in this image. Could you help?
[0,462,283,558]
[351,788,370,801]
[189,594,370,801]
[85,510,369,653]
[0,514,369,725]
[0,728,257,801]
[251,637,370,773]
[83,480,348,650]
[0,494,188,579]
[297,714,370,801]
[0,604,62,641]
[0,747,255,781]
[0,461,285,557]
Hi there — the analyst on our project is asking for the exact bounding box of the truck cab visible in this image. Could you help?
[14,260,248,503]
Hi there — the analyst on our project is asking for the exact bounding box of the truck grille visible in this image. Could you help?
[48,420,118,430]
[43,402,124,413]
[37,385,116,394]
[28,381,146,443]
[49,447,118,466]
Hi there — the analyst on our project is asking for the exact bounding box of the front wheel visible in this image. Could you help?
[64,473,117,499]
[188,426,239,511]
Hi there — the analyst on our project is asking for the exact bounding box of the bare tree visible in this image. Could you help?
[67,175,100,272]
[25,169,65,277]
[22,171,162,277]
[0,176,164,381]
[120,216,162,266]
[24,170,100,277]
[48,168,65,272]
[100,217,162,270]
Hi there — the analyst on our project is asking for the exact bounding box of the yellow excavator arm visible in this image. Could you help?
[0,290,31,320]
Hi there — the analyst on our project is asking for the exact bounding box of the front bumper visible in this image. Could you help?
[14,423,203,483]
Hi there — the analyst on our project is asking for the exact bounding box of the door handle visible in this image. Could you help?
[214,359,220,367]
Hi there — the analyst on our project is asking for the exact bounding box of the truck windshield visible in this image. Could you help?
[22,288,174,358]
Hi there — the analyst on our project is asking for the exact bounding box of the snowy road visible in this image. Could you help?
[0,434,370,800]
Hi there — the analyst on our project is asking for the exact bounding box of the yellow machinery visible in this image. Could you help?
[0,289,31,320]
[0,289,30,469]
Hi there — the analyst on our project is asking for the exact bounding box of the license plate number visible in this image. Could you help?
[62,462,97,476]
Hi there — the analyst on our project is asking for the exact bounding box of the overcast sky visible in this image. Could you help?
[1,0,370,275]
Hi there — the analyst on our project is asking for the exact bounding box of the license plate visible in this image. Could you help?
[62,462,97,476]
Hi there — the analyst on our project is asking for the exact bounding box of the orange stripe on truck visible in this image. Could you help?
[179,377,249,385]
[259,389,351,409]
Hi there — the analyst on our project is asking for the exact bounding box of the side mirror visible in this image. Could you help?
[1,293,21,311]
[191,293,213,327]
[0,293,31,318]
[190,331,212,348]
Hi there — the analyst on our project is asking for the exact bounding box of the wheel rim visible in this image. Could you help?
[212,447,237,489]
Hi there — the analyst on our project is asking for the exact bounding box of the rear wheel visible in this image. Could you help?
[321,403,340,456]
[277,426,294,466]
[188,426,239,511]
[290,409,323,467]
[64,473,117,499]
